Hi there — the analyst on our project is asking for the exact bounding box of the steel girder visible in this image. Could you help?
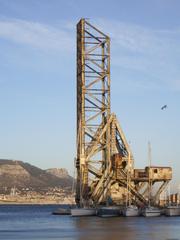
[75,19,172,208]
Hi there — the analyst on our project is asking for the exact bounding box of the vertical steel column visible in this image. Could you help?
[76,19,111,206]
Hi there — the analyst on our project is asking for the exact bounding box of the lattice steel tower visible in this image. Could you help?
[75,19,172,208]
[76,19,111,206]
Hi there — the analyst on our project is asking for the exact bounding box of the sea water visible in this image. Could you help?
[0,205,180,240]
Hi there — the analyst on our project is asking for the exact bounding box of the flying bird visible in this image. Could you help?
[161,105,167,110]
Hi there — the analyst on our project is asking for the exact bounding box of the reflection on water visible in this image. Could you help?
[73,216,180,240]
[0,205,180,240]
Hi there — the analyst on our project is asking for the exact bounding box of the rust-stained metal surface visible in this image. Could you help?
[134,167,172,182]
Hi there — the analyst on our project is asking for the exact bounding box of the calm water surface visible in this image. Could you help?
[0,205,180,240]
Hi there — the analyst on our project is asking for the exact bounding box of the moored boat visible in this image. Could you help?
[165,206,180,216]
[142,206,161,217]
[71,208,96,217]
[97,206,121,217]
[122,152,139,217]
[122,205,139,217]
[52,207,71,215]
[141,143,161,217]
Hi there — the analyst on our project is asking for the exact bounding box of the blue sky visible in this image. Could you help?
[0,0,180,190]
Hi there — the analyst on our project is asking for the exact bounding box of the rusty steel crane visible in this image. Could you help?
[75,18,172,208]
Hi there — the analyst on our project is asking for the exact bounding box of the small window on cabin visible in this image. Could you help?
[154,169,158,173]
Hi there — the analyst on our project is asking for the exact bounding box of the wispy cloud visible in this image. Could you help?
[96,19,180,54]
[0,17,179,91]
[0,18,74,53]
[94,19,180,92]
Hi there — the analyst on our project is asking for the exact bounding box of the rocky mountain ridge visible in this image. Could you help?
[0,159,73,194]
[46,168,70,178]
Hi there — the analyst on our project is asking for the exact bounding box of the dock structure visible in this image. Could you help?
[75,18,172,208]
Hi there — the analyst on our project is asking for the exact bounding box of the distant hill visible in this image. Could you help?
[0,159,73,193]
[46,168,71,178]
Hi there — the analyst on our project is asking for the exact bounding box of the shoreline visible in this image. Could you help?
[0,198,75,205]
[0,201,74,205]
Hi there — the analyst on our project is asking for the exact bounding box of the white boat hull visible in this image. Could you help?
[71,208,96,217]
[165,206,180,216]
[123,206,139,217]
[142,207,161,217]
